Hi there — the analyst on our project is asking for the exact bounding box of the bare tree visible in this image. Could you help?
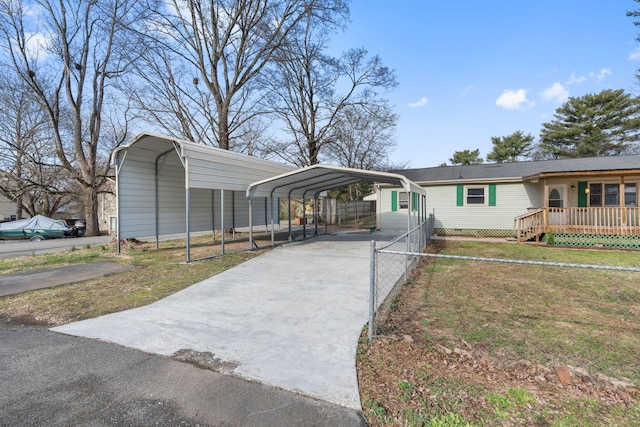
[136,0,347,151]
[326,102,398,170]
[0,0,143,235]
[260,14,397,166]
[0,72,78,218]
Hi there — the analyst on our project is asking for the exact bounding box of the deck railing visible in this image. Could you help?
[516,207,640,242]
[514,208,545,242]
[550,207,640,235]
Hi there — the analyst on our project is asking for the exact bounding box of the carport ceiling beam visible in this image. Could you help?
[271,172,357,197]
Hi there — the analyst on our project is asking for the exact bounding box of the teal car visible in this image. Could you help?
[0,215,75,241]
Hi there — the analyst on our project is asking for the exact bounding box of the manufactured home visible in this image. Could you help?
[379,154,640,249]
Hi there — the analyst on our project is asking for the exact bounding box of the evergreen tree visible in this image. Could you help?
[449,149,483,165]
[487,130,534,163]
[539,89,640,158]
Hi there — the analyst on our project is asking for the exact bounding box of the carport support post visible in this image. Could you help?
[368,240,376,342]
[288,197,292,242]
[186,187,191,263]
[220,189,225,255]
[324,197,328,234]
[302,197,306,239]
[248,196,253,250]
[314,195,319,236]
[270,197,275,247]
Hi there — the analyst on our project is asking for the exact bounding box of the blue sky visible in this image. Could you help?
[329,0,640,167]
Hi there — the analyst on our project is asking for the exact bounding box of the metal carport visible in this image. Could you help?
[246,164,427,248]
[111,133,295,261]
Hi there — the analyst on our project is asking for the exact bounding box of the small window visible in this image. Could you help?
[604,184,619,206]
[589,183,602,206]
[466,187,486,205]
[625,183,637,206]
[398,192,409,210]
[548,189,562,208]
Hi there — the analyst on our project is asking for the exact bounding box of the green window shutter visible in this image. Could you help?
[456,185,464,206]
[489,184,496,206]
[578,181,587,207]
[391,190,398,212]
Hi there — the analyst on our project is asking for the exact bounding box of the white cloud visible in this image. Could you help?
[630,48,640,61]
[460,85,475,97]
[495,89,527,110]
[565,74,587,85]
[541,82,569,103]
[591,68,612,81]
[407,96,428,108]
[24,32,52,59]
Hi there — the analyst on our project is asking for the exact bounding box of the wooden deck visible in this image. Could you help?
[515,207,640,243]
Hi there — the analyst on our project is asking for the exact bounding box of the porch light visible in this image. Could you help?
[585,187,590,194]
[571,185,576,191]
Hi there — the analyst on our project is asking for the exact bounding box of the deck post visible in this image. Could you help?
[543,182,549,233]
[621,178,627,230]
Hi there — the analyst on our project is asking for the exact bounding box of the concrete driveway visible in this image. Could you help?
[53,231,399,410]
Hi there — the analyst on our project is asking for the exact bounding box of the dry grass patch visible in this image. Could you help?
[0,238,262,326]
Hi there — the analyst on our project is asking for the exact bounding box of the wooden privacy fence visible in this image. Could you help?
[324,200,375,225]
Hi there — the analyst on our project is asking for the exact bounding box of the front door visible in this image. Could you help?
[548,184,568,225]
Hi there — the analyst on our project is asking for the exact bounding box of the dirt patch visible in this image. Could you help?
[0,313,51,328]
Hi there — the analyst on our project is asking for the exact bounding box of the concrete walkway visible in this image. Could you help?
[0,262,137,297]
[53,231,399,410]
[0,235,113,258]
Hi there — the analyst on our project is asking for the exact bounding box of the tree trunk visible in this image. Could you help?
[16,194,24,220]
[83,186,100,236]
[218,105,230,150]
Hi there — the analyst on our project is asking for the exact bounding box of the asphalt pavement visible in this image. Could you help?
[0,321,367,427]
[0,230,386,425]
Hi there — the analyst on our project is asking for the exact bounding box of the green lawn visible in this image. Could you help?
[358,241,640,426]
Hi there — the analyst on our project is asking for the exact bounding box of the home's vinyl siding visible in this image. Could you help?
[379,188,415,230]
[428,182,541,232]
[379,182,543,234]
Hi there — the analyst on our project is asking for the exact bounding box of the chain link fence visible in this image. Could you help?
[368,217,640,341]
[368,215,434,341]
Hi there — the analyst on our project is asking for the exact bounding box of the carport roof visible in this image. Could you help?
[247,164,426,199]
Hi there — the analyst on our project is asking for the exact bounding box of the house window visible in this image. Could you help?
[604,184,619,206]
[589,182,637,206]
[625,183,637,206]
[548,189,562,208]
[466,186,486,205]
[589,183,602,206]
[398,192,409,210]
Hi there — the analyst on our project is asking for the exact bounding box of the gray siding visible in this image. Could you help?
[116,134,290,239]
[118,152,163,238]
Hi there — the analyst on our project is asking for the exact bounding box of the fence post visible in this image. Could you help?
[368,239,376,342]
